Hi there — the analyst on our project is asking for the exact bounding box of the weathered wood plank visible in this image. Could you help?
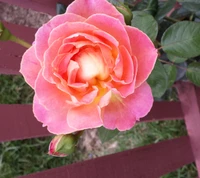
[0,101,183,142]
[0,104,50,142]
[176,82,200,176]
[0,0,73,15]
[142,101,183,122]
[0,22,36,75]
[18,136,194,178]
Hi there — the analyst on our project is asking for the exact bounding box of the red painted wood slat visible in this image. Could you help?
[142,101,183,122]
[0,22,36,75]
[0,104,51,142]
[176,82,200,176]
[0,101,183,142]
[0,0,73,15]
[18,136,194,178]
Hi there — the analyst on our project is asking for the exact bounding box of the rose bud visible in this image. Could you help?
[48,133,80,157]
[0,22,12,41]
[115,4,133,25]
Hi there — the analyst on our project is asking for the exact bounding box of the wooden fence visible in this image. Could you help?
[0,1,200,177]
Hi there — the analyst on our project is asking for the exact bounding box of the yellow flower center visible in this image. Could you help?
[75,48,109,84]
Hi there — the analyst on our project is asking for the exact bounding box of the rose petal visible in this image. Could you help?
[43,41,78,83]
[86,14,131,53]
[19,45,41,88]
[35,13,85,61]
[93,29,119,51]
[113,45,133,83]
[102,82,153,131]
[48,22,98,46]
[113,54,137,97]
[67,60,79,84]
[67,104,102,130]
[33,95,75,134]
[98,43,115,70]
[99,91,112,108]
[63,32,106,47]
[43,38,63,83]
[80,86,98,104]
[108,46,136,97]
[67,0,125,24]
[35,71,70,110]
[125,26,157,88]
[49,22,119,56]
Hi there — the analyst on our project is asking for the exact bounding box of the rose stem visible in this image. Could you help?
[158,59,187,71]
[164,16,180,23]
[9,35,31,48]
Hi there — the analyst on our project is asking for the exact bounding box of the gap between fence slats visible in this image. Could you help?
[176,82,200,176]
[18,136,194,178]
[0,0,73,15]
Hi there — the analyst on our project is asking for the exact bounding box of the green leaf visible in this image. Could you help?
[155,0,176,21]
[147,60,168,98]
[131,11,158,41]
[164,64,177,88]
[98,127,119,143]
[196,11,200,18]
[167,53,187,63]
[161,21,200,58]
[144,0,158,16]
[182,2,200,12]
[170,7,191,19]
[186,62,200,86]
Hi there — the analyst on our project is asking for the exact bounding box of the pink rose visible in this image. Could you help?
[20,0,157,134]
